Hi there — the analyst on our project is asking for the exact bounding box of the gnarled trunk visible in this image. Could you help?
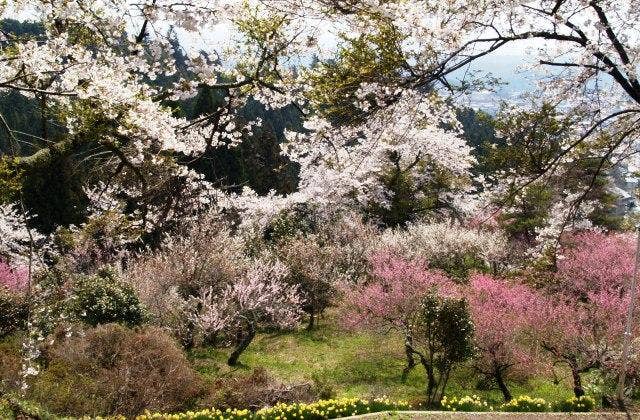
[495,368,512,402]
[570,364,585,397]
[227,322,256,366]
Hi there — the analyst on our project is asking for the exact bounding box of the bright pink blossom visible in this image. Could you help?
[0,259,28,292]
[342,251,455,331]
[557,231,635,295]
[468,274,546,381]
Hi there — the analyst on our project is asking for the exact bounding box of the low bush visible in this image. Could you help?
[67,268,145,327]
[29,323,203,417]
[440,395,492,412]
[0,335,22,392]
[499,395,550,412]
[137,397,411,420]
[552,395,596,412]
[0,287,27,338]
[0,395,59,420]
[206,368,317,410]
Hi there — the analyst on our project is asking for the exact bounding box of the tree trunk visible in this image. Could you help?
[570,364,585,397]
[401,341,416,383]
[307,312,315,330]
[423,360,437,406]
[227,323,256,366]
[495,369,512,402]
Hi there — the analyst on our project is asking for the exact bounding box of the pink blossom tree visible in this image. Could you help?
[557,231,635,296]
[467,274,545,402]
[545,231,640,397]
[0,260,28,292]
[534,289,629,397]
[342,251,459,386]
[193,258,303,366]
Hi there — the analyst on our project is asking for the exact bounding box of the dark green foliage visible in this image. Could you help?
[185,94,302,195]
[264,203,318,243]
[499,184,554,242]
[20,152,88,234]
[429,252,488,281]
[367,161,461,228]
[410,293,475,406]
[0,288,27,338]
[67,268,145,327]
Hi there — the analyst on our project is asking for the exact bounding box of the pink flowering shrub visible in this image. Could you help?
[557,231,635,295]
[0,259,28,292]
[342,251,454,332]
[467,274,546,401]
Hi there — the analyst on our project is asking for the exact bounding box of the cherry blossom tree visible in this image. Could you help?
[193,258,302,366]
[269,0,640,246]
[0,0,312,242]
[467,274,545,402]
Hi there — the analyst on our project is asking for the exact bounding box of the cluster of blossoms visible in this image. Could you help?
[283,88,476,216]
[379,221,508,270]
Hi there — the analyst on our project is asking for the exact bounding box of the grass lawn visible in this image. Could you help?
[189,315,575,406]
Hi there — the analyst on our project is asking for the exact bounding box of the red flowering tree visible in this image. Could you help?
[467,274,545,401]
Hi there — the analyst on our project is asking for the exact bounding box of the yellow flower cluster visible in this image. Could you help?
[136,397,411,420]
[440,395,492,412]
[553,395,596,412]
[500,395,550,412]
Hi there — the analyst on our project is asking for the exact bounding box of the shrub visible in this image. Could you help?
[379,222,507,279]
[274,236,336,329]
[0,334,22,392]
[206,368,317,410]
[500,396,550,412]
[126,222,245,347]
[440,395,492,412]
[29,323,203,417]
[67,268,145,327]
[54,211,141,274]
[0,287,27,338]
[137,397,411,420]
[0,395,59,420]
[552,395,596,412]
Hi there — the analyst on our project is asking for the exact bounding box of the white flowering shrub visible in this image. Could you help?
[380,221,508,278]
